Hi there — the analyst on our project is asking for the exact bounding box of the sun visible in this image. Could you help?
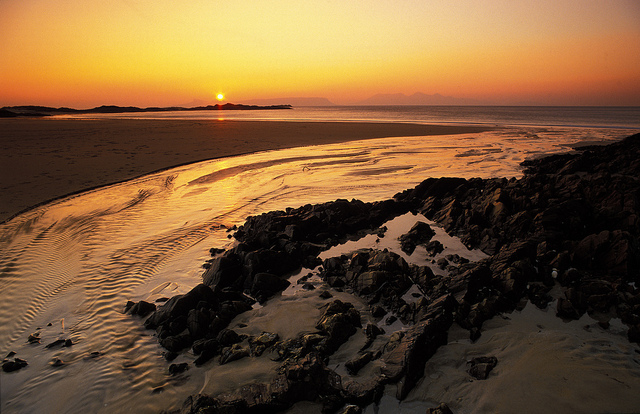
[216,93,225,101]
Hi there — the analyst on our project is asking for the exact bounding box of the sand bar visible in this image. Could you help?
[0,118,490,222]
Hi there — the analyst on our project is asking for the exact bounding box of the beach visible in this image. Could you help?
[0,118,490,222]
[1,116,639,414]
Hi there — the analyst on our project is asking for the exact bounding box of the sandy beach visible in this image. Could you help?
[0,118,490,222]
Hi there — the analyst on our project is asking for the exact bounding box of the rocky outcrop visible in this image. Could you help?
[155,134,640,412]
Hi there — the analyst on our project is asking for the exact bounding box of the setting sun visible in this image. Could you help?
[216,93,225,101]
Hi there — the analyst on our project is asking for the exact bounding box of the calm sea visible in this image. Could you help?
[63,105,640,129]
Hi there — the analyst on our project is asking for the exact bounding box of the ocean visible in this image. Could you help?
[63,105,640,129]
[1,106,639,413]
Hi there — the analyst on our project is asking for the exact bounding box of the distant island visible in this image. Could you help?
[0,103,292,117]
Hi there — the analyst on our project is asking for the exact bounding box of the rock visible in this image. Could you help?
[145,284,216,329]
[2,358,28,372]
[316,300,362,355]
[398,221,436,255]
[380,295,454,400]
[45,339,67,349]
[371,305,387,318]
[425,240,445,256]
[216,329,242,347]
[249,332,279,356]
[128,300,156,317]
[340,404,363,414]
[202,255,243,290]
[51,357,65,367]
[219,344,249,365]
[319,290,333,299]
[427,403,455,414]
[160,332,193,353]
[251,272,290,303]
[345,351,374,375]
[193,339,219,366]
[27,332,40,344]
[169,362,189,375]
[467,356,498,380]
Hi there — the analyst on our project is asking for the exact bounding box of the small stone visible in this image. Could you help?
[319,290,333,299]
[302,282,316,290]
[169,362,189,375]
[45,339,67,349]
[2,358,28,372]
[64,339,74,347]
[27,333,40,344]
[427,403,454,414]
[51,357,65,367]
[468,356,497,380]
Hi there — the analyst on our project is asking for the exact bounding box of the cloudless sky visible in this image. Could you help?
[1,0,639,107]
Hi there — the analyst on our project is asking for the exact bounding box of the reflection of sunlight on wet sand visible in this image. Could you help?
[0,126,635,414]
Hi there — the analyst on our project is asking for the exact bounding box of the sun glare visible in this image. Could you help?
[216,93,225,101]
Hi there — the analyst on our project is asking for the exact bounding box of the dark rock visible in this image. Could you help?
[193,339,219,366]
[219,344,249,365]
[316,300,362,355]
[371,305,387,318]
[51,357,65,367]
[128,300,156,317]
[249,332,279,356]
[380,295,455,400]
[339,405,363,414]
[216,329,242,346]
[27,332,40,344]
[345,351,374,375]
[45,339,67,349]
[2,358,28,372]
[425,240,445,256]
[145,284,216,330]
[169,362,189,375]
[467,356,498,380]
[427,403,454,414]
[319,290,333,299]
[251,272,290,303]
[160,332,192,353]
[398,221,436,255]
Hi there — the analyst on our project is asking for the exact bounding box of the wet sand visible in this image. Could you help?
[0,118,490,222]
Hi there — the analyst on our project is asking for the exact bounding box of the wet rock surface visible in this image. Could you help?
[142,134,640,413]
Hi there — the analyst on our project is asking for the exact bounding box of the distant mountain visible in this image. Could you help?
[243,97,336,106]
[357,92,481,106]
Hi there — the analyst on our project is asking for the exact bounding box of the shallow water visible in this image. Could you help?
[0,126,636,413]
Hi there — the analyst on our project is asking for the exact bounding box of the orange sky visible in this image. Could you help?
[1,0,639,107]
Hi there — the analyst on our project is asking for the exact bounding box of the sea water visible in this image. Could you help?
[1,107,638,413]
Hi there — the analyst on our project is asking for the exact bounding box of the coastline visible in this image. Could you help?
[0,118,491,223]
[136,133,640,413]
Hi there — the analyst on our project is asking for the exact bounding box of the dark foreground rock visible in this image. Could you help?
[149,134,640,413]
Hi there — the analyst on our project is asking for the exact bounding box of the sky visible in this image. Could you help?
[1,0,639,107]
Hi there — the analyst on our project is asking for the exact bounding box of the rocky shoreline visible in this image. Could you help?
[124,133,639,413]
